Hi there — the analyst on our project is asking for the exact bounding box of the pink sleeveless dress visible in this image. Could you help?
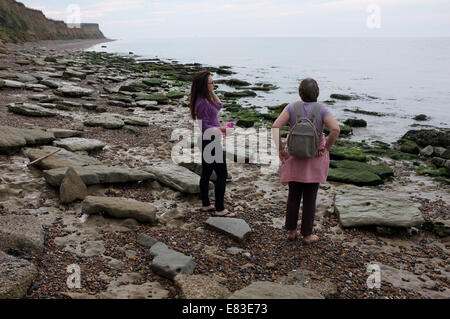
[279,102,331,183]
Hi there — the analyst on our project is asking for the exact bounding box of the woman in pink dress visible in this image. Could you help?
[272,78,340,244]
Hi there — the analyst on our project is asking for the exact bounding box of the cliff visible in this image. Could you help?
[0,0,105,43]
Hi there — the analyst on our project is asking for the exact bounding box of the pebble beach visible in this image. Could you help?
[0,38,449,300]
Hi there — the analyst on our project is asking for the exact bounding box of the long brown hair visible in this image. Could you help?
[189,70,218,120]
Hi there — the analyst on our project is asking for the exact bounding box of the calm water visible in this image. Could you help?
[87,37,450,143]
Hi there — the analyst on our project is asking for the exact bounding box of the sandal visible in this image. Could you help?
[287,230,301,241]
[212,210,236,218]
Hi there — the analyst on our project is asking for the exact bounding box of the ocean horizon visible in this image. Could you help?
[87,37,450,143]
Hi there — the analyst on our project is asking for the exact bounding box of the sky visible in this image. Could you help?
[20,0,450,39]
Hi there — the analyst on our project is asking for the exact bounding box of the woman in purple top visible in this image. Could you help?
[189,71,235,217]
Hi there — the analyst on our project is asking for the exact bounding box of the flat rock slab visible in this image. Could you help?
[46,128,83,139]
[43,164,155,187]
[8,103,57,117]
[150,242,196,280]
[335,185,424,228]
[0,251,38,299]
[84,114,148,129]
[53,137,106,152]
[23,146,102,170]
[174,274,231,299]
[0,125,27,154]
[229,281,324,299]
[3,79,25,88]
[0,215,44,254]
[82,196,157,223]
[143,164,203,194]
[55,85,94,97]
[205,217,252,241]
[84,114,125,129]
[9,127,55,146]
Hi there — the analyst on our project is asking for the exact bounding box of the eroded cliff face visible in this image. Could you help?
[0,0,105,43]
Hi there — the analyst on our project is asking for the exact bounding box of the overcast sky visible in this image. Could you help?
[21,0,450,39]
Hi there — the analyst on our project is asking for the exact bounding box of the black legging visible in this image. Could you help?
[200,135,227,211]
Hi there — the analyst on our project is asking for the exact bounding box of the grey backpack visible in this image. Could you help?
[287,102,323,158]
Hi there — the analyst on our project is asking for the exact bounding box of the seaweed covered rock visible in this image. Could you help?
[167,91,185,99]
[330,160,393,179]
[329,146,366,162]
[119,82,147,92]
[327,168,382,186]
[397,139,420,154]
[224,90,257,98]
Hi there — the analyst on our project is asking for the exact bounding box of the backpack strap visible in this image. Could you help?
[310,103,322,125]
[293,101,304,123]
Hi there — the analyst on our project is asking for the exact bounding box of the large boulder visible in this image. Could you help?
[402,129,450,148]
[82,196,157,223]
[334,185,424,228]
[8,103,57,117]
[60,167,88,204]
[53,138,106,152]
[0,215,44,254]
[0,251,38,299]
[229,281,323,299]
[43,165,155,187]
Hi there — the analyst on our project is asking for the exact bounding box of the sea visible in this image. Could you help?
[86,37,450,144]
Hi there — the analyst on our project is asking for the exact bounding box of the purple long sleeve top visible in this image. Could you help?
[195,97,222,133]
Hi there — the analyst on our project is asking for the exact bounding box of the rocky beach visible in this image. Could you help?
[0,38,449,300]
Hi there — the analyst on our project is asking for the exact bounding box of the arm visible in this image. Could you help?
[272,109,290,161]
[323,114,340,151]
